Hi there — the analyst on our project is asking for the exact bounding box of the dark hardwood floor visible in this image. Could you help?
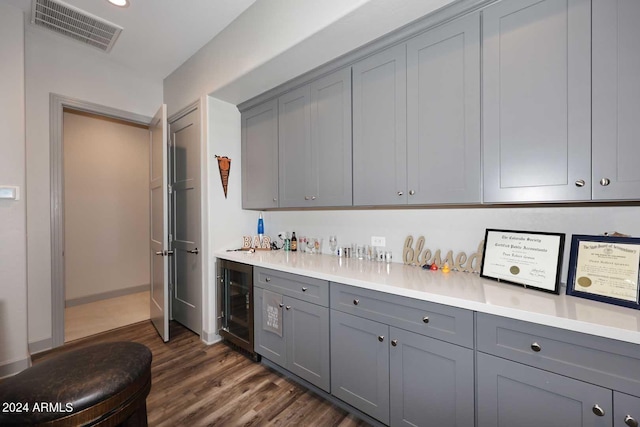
[33,321,370,427]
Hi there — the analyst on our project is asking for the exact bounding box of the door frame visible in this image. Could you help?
[49,93,152,348]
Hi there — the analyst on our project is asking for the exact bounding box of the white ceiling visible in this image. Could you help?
[4,0,257,81]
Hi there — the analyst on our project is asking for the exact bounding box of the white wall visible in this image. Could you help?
[164,0,456,111]
[0,2,29,376]
[262,206,640,284]
[25,26,163,348]
[63,111,150,301]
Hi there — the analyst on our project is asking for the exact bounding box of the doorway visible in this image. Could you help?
[62,109,150,342]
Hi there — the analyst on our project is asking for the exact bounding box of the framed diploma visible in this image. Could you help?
[566,235,640,310]
[480,229,565,294]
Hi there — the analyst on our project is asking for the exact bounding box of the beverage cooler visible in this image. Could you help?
[217,259,259,360]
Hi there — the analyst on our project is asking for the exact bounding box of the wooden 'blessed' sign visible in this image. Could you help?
[403,235,484,273]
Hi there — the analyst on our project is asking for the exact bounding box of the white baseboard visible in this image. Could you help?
[65,284,148,307]
[28,337,53,355]
[0,357,31,379]
[201,330,221,345]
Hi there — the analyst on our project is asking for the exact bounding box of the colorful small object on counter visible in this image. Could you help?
[422,264,431,270]
[429,263,438,271]
[442,263,451,273]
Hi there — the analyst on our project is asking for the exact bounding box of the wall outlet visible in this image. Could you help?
[371,236,386,247]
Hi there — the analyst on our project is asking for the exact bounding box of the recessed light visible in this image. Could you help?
[107,0,129,7]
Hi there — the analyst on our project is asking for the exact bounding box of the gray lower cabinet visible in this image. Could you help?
[330,308,474,426]
[389,327,474,427]
[241,99,279,209]
[592,0,640,201]
[477,352,612,427]
[482,0,592,203]
[278,67,352,208]
[331,309,390,424]
[614,392,640,427]
[254,287,330,392]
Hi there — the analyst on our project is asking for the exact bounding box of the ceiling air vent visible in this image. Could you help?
[31,0,123,52]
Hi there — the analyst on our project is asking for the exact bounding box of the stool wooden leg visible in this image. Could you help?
[121,401,148,427]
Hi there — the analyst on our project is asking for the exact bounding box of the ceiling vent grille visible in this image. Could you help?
[31,0,123,52]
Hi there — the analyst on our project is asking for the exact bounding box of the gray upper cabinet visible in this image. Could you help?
[309,68,352,207]
[279,68,352,208]
[482,0,592,203]
[592,0,640,201]
[241,99,279,209]
[353,44,407,206]
[406,12,481,204]
[278,85,311,208]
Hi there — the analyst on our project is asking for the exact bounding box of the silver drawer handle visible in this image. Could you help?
[302,287,308,292]
[600,178,611,186]
[279,303,284,308]
[531,342,541,352]
[397,191,403,196]
[391,339,398,347]
[378,335,384,342]
[353,299,360,306]
[422,316,429,324]
[285,306,291,310]
[265,277,271,282]
[592,404,605,417]
[575,179,585,187]
[625,415,638,427]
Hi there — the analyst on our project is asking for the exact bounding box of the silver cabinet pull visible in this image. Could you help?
[409,190,415,195]
[531,342,541,352]
[378,335,384,342]
[625,415,639,427]
[592,405,605,417]
[311,196,316,200]
[575,179,586,187]
[353,299,360,305]
[302,287,308,292]
[422,316,429,324]
[600,178,611,186]
[285,305,291,310]
[187,248,199,254]
[391,339,398,347]
[265,277,271,282]
[397,191,403,196]
[279,303,284,308]
[273,197,277,202]
[304,196,310,200]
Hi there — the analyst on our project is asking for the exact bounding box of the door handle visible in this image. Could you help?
[187,248,199,255]
[155,251,164,256]
[166,250,174,256]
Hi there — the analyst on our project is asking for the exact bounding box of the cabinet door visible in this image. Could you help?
[284,296,330,392]
[353,44,407,206]
[406,12,481,205]
[389,327,474,427]
[331,310,390,424]
[241,100,279,209]
[482,0,591,203]
[477,353,612,427]
[278,85,311,208]
[253,287,286,366]
[592,0,640,200]
[308,67,352,207]
[614,392,640,427]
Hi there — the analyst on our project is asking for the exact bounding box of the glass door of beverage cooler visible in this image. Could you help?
[217,260,254,353]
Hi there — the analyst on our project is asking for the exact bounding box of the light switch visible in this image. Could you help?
[0,186,20,200]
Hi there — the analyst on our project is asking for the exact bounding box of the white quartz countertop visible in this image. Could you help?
[215,249,640,345]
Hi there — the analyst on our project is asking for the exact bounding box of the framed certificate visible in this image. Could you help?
[480,229,565,294]
[566,235,640,310]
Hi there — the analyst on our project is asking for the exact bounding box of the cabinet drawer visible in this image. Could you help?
[330,282,474,348]
[254,267,329,307]
[477,313,640,397]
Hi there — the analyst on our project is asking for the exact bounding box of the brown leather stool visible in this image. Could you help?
[0,342,152,426]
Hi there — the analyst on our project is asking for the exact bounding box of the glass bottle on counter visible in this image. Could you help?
[291,232,297,251]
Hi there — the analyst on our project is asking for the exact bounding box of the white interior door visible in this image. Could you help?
[150,104,169,342]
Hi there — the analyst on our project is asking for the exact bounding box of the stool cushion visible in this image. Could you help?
[0,342,152,425]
